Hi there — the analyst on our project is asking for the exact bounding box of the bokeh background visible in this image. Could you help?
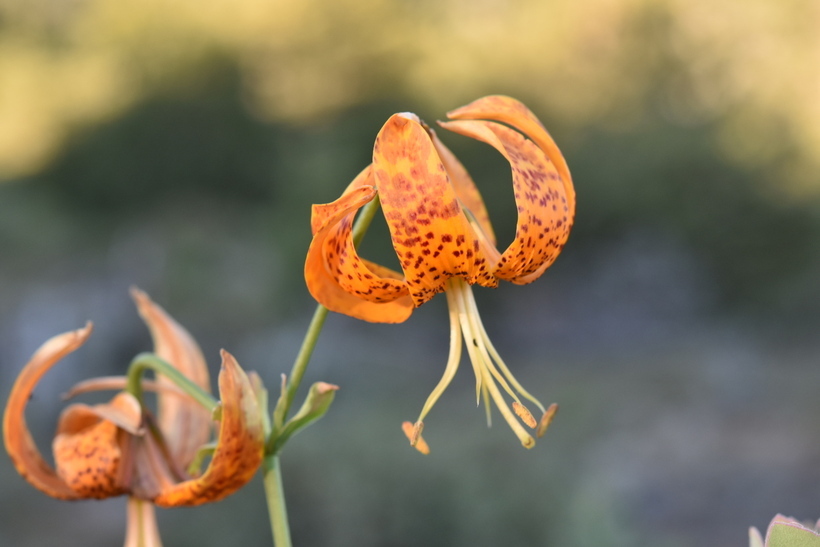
[2,0,820,545]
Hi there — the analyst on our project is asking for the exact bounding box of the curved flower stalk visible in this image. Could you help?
[305,95,574,452]
[3,289,265,545]
[750,515,820,547]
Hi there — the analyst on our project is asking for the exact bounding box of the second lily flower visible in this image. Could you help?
[305,95,575,452]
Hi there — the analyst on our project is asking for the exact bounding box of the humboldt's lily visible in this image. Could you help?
[305,95,574,452]
[3,289,265,545]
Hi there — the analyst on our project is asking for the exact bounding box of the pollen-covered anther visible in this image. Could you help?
[536,403,558,438]
[401,421,430,455]
[411,421,424,444]
[512,401,537,428]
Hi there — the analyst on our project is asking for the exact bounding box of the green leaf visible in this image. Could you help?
[269,381,339,454]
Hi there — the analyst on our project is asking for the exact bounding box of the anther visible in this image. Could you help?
[536,403,558,438]
[401,421,430,455]
[512,402,537,428]
[411,421,424,445]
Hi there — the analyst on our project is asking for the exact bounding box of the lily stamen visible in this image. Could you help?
[462,285,547,414]
[407,276,546,450]
[450,278,536,449]
[414,288,464,425]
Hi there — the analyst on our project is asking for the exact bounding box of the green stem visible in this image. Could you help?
[126,352,217,411]
[281,194,381,421]
[262,193,381,547]
[264,455,292,547]
[281,304,329,422]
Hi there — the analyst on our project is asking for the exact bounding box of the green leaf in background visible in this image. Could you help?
[767,521,820,547]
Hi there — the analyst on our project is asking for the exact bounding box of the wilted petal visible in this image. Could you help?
[52,393,142,500]
[438,118,572,284]
[52,401,132,500]
[132,289,212,470]
[57,392,143,436]
[373,113,497,306]
[153,351,264,507]
[306,167,414,323]
[64,376,188,400]
[2,324,93,500]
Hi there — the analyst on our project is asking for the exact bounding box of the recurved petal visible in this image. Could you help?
[429,128,496,246]
[132,289,212,469]
[153,350,264,507]
[2,324,93,500]
[373,113,498,306]
[446,95,575,217]
[438,119,572,284]
[311,165,373,234]
[306,174,414,323]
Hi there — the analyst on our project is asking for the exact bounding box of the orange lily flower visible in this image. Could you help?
[305,95,574,452]
[3,289,265,545]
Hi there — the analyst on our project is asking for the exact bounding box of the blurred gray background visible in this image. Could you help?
[2,1,820,545]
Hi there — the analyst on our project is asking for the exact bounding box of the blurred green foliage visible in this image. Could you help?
[1,0,818,317]
[3,1,820,546]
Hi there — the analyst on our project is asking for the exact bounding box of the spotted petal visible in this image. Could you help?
[306,166,414,323]
[52,392,142,499]
[429,128,496,246]
[446,95,575,217]
[373,113,498,306]
[153,350,264,507]
[3,324,93,500]
[439,119,572,284]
